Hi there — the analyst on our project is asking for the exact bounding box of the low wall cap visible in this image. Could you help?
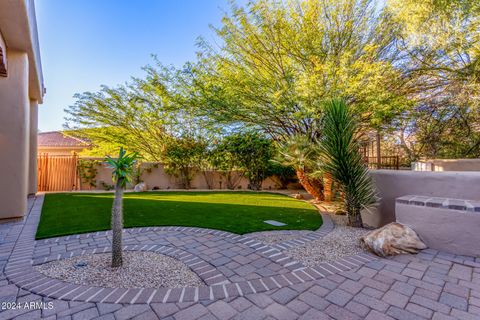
[396,195,480,212]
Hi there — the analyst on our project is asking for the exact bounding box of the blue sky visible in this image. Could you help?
[35,0,232,132]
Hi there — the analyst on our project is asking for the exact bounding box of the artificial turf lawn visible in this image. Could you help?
[36,191,322,239]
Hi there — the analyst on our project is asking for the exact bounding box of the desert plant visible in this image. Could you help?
[276,135,325,201]
[105,147,138,267]
[318,99,377,227]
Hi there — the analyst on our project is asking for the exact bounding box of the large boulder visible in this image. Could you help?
[134,182,147,192]
[361,222,427,257]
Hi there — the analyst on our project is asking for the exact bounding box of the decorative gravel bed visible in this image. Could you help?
[34,251,203,288]
[249,230,311,244]
[286,214,370,266]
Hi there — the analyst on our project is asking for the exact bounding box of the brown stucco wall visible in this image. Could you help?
[80,161,282,191]
[0,51,30,219]
[396,202,480,257]
[370,170,480,227]
[28,99,38,195]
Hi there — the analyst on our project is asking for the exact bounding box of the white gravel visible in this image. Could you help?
[34,251,203,288]
[249,230,311,244]
[286,214,369,266]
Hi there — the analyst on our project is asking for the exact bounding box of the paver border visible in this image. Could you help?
[5,194,378,304]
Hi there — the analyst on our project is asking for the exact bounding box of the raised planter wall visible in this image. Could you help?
[396,195,480,257]
[369,170,480,227]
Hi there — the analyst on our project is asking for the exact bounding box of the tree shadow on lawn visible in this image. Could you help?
[36,193,322,239]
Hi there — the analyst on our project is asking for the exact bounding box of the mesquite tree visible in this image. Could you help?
[105,147,138,267]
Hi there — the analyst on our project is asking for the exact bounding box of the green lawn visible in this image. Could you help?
[36,191,322,239]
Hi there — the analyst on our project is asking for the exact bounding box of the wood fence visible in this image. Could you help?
[360,138,401,170]
[363,156,400,170]
[37,154,79,191]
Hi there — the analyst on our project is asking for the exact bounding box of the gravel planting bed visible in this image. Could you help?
[34,251,203,288]
[286,214,369,266]
[249,230,311,244]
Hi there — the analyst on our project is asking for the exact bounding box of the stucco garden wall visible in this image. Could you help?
[412,159,480,171]
[370,170,480,227]
[80,161,285,191]
[395,196,480,256]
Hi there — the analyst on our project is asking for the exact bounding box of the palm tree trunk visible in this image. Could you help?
[111,178,124,268]
[323,173,333,202]
[296,170,324,201]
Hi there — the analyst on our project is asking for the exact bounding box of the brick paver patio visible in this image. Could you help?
[0,195,479,319]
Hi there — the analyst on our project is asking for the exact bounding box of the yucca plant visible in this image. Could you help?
[318,99,377,227]
[276,135,325,201]
[105,147,138,267]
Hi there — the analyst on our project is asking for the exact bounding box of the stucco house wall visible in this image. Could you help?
[0,0,44,219]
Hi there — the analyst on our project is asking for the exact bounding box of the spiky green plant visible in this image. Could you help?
[318,99,377,227]
[105,147,138,267]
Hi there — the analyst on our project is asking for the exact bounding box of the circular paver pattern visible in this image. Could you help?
[5,194,377,305]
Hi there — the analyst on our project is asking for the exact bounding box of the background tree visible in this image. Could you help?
[209,139,244,189]
[318,99,377,227]
[65,63,215,162]
[175,0,409,197]
[162,135,207,189]
[386,0,480,160]
[216,132,275,190]
[105,147,138,267]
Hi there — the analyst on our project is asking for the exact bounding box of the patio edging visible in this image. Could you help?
[5,194,378,304]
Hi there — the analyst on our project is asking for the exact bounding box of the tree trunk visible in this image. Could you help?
[346,196,363,228]
[111,178,124,268]
[296,170,324,201]
[323,173,333,202]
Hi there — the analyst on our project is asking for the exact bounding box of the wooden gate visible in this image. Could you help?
[37,154,79,191]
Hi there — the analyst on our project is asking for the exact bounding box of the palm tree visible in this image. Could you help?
[276,135,325,201]
[318,99,377,227]
[105,147,138,267]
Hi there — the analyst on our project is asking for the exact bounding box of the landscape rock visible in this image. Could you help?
[292,193,304,200]
[134,182,147,192]
[360,222,427,257]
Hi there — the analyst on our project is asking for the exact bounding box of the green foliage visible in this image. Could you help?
[275,135,319,172]
[185,0,408,138]
[64,63,217,162]
[214,132,275,190]
[318,99,377,227]
[386,0,480,160]
[105,147,139,187]
[162,136,207,189]
[77,159,99,188]
[266,162,297,189]
[63,0,480,167]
